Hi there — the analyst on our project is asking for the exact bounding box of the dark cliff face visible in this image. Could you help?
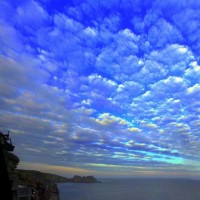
[16,170,69,200]
[71,175,98,183]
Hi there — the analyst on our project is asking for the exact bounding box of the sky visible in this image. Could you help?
[0,0,200,178]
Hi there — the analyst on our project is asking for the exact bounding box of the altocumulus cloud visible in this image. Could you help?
[0,0,200,177]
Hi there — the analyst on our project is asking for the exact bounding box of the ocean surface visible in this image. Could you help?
[57,178,200,200]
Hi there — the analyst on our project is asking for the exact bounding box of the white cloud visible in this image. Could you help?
[186,84,200,97]
[150,76,186,94]
[15,0,49,30]
[54,13,83,32]
[84,26,97,36]
[0,21,24,54]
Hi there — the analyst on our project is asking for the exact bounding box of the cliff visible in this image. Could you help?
[16,169,68,185]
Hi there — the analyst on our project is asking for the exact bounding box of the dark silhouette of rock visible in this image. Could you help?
[0,131,18,200]
[70,175,98,183]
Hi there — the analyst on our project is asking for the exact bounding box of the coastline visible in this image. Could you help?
[45,184,60,200]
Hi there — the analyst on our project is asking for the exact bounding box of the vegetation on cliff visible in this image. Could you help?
[15,169,68,200]
[16,169,68,185]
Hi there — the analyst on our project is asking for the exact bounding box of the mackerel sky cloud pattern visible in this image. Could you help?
[0,0,200,177]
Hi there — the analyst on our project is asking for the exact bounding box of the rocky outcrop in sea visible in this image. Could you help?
[69,175,99,183]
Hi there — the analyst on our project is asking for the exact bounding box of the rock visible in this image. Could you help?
[71,175,98,183]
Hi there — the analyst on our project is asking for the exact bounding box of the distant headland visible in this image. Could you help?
[65,175,100,183]
[17,169,99,184]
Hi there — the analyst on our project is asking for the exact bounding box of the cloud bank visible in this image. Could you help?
[0,0,200,177]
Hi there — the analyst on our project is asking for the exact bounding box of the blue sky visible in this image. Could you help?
[0,0,200,178]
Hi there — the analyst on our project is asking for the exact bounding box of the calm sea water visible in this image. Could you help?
[57,178,200,200]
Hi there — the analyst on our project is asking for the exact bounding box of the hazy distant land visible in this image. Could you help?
[17,169,99,184]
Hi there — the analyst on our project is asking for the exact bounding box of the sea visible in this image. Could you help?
[57,178,200,200]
